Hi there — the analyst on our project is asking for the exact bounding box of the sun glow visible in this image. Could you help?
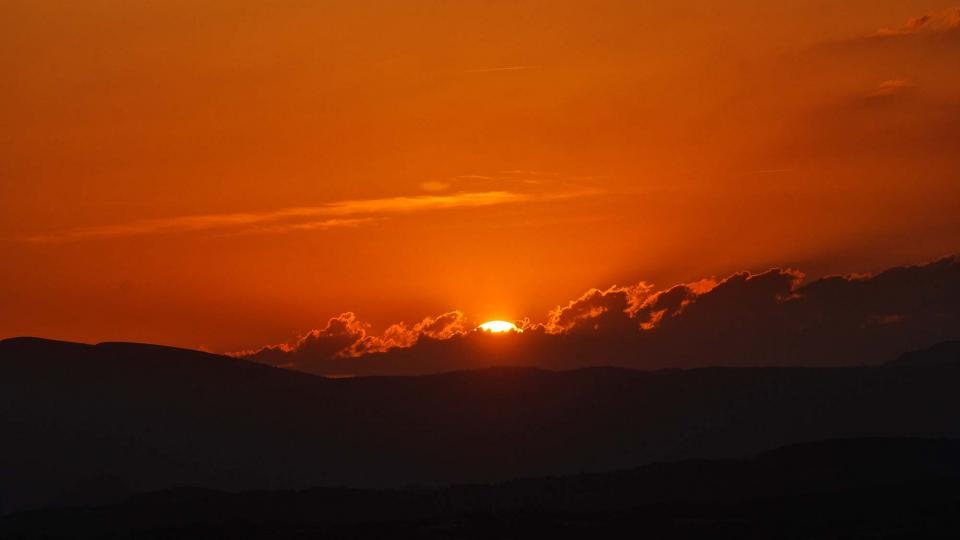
[478,320,519,333]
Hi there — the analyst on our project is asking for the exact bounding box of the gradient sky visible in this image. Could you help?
[2,1,960,351]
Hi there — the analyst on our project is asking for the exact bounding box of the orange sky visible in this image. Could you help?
[2,1,960,351]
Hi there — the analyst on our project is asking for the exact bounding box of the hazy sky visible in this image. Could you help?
[2,1,959,350]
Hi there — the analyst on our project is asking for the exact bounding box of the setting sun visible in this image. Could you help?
[478,320,519,333]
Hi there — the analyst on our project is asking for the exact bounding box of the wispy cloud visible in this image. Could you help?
[866,79,914,99]
[26,190,588,242]
[216,218,378,237]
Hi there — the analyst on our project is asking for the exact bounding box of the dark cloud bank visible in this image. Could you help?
[238,256,960,376]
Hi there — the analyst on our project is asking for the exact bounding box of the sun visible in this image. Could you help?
[478,320,520,333]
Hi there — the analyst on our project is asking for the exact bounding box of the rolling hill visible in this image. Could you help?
[2,337,959,515]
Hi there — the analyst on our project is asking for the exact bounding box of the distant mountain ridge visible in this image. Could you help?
[2,337,960,516]
[3,437,959,539]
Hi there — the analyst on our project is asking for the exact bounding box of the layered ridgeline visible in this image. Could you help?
[1,337,958,515]
[3,438,960,539]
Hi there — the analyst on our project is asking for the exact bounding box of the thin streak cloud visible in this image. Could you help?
[216,218,378,237]
[26,190,587,242]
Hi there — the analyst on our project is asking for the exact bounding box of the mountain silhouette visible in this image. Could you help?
[2,438,959,539]
[3,337,960,516]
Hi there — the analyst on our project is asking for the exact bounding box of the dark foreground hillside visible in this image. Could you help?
[2,438,959,539]
[2,337,960,515]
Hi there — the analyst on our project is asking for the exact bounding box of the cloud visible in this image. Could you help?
[236,312,371,371]
[25,190,571,242]
[238,256,960,376]
[217,218,376,236]
[865,79,915,99]
[442,170,570,190]
[540,284,652,335]
[238,310,470,374]
[876,8,960,36]
[375,311,470,350]
[800,6,960,88]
